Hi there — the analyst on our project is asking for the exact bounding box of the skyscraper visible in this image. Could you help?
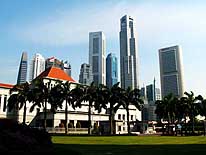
[146,79,161,102]
[159,45,184,98]
[89,31,106,85]
[45,57,63,70]
[17,52,28,84]
[119,15,139,89]
[63,61,71,77]
[79,63,93,85]
[29,53,45,81]
[106,53,118,88]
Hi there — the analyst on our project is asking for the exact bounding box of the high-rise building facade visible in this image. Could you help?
[29,53,45,81]
[146,79,161,102]
[159,45,184,98]
[89,31,106,85]
[63,61,71,77]
[17,52,28,84]
[106,53,118,88]
[120,15,139,89]
[45,57,63,70]
[79,63,93,85]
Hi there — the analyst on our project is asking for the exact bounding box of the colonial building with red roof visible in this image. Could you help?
[1,67,142,135]
[36,67,75,82]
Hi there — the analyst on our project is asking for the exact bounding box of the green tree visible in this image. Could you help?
[122,87,144,135]
[194,95,206,135]
[180,91,200,134]
[80,82,98,135]
[7,82,32,125]
[29,79,51,130]
[108,82,124,135]
[155,93,178,134]
[49,81,83,134]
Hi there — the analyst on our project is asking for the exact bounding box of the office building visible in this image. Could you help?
[146,79,161,102]
[106,53,118,88]
[17,52,28,84]
[159,45,184,98]
[45,57,63,70]
[79,63,93,85]
[89,31,106,85]
[64,61,71,77]
[119,15,139,89]
[29,53,45,81]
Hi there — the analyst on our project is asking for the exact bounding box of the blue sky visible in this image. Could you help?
[0,0,206,95]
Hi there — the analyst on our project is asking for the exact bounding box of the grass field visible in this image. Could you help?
[52,135,206,155]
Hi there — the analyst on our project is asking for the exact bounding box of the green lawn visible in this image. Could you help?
[52,136,206,155]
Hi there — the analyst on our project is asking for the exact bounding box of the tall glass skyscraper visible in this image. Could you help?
[119,15,139,89]
[89,31,106,85]
[29,53,45,81]
[159,45,184,98]
[17,52,28,84]
[106,53,118,88]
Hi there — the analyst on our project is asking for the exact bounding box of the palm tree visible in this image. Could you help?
[49,81,83,134]
[59,81,72,134]
[81,82,98,135]
[122,87,144,135]
[29,79,51,130]
[182,91,200,134]
[108,82,124,135]
[194,95,206,135]
[94,84,109,114]
[155,93,177,134]
[7,82,32,125]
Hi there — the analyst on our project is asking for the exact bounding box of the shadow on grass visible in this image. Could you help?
[54,144,206,155]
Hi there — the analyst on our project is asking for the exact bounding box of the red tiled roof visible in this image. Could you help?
[37,67,75,82]
[0,83,14,89]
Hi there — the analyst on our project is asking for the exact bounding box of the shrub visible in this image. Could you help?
[0,118,53,153]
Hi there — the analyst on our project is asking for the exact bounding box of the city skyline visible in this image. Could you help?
[1,0,206,95]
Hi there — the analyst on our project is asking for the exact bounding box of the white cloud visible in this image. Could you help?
[9,1,206,94]
[12,2,206,47]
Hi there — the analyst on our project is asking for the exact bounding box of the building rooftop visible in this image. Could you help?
[37,67,75,82]
[0,83,14,89]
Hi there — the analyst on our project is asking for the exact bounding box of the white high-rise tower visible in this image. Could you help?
[29,53,45,81]
[120,15,139,89]
[89,31,106,85]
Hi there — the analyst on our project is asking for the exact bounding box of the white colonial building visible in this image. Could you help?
[1,67,141,134]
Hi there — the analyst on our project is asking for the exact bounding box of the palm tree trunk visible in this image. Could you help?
[184,116,187,135]
[88,101,92,135]
[168,112,170,135]
[65,100,68,134]
[127,106,131,135]
[109,106,113,135]
[23,103,27,125]
[192,112,195,134]
[43,99,47,130]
